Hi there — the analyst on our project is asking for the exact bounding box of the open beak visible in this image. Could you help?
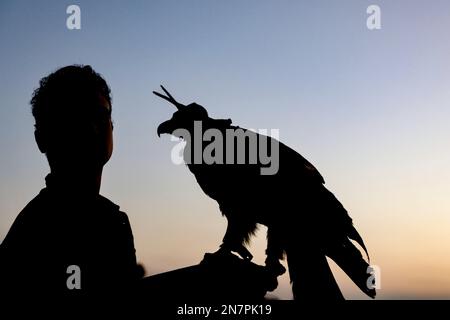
[157,119,174,137]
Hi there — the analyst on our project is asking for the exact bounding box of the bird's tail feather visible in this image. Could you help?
[286,248,345,300]
[348,225,370,262]
[326,238,376,298]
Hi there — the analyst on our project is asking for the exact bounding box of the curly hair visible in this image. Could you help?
[30,65,112,131]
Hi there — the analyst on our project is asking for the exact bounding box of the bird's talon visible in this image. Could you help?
[213,247,230,256]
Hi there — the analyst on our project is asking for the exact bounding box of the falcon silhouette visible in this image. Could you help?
[154,86,376,300]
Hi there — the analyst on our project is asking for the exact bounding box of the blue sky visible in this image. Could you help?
[1,0,450,299]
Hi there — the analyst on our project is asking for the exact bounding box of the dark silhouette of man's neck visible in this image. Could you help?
[48,168,103,196]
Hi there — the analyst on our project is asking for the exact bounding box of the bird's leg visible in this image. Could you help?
[265,227,286,276]
[218,218,257,261]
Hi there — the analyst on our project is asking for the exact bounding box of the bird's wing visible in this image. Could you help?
[186,129,325,211]
[277,139,325,185]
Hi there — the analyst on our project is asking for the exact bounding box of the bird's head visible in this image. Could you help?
[154,85,211,139]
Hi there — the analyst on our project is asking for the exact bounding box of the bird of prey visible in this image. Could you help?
[154,86,376,300]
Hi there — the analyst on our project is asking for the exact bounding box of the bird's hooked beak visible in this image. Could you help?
[157,119,175,137]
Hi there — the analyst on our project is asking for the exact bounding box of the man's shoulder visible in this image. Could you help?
[0,189,49,248]
[13,189,49,223]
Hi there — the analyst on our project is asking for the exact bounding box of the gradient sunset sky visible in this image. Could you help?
[1,0,450,299]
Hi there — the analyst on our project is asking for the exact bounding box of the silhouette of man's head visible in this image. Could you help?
[31,65,113,173]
